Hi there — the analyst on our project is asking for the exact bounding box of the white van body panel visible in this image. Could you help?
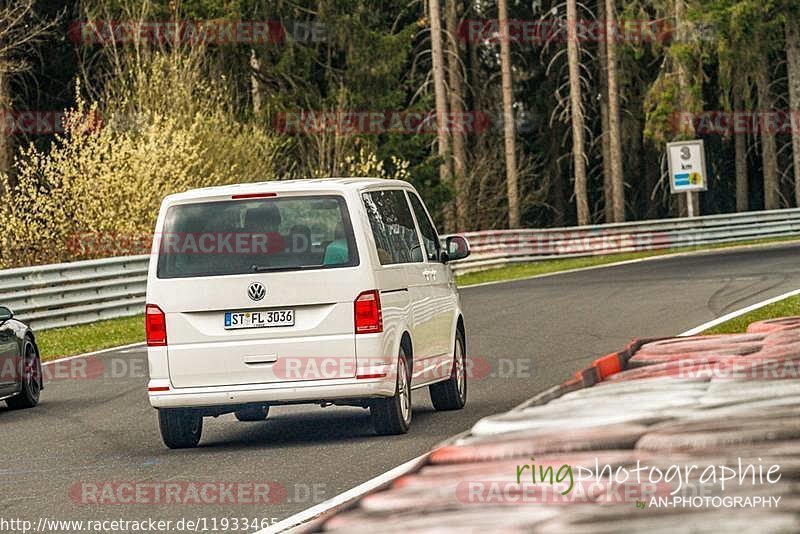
[146,178,463,409]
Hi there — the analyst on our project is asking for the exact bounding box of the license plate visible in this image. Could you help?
[224,309,295,330]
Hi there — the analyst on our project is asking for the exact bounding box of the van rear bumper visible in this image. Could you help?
[148,375,396,409]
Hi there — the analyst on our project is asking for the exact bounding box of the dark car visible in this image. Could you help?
[0,306,42,409]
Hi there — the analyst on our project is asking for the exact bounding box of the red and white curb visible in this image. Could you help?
[262,287,800,533]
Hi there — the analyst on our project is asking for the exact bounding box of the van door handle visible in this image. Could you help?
[244,355,278,365]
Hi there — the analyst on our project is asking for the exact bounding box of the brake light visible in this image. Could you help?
[354,290,383,334]
[232,192,277,199]
[145,304,167,346]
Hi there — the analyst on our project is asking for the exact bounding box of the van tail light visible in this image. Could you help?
[354,290,383,334]
[145,304,167,346]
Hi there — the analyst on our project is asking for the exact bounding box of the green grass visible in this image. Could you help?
[703,295,800,335]
[455,252,663,287]
[456,236,800,287]
[28,235,800,362]
[35,314,144,362]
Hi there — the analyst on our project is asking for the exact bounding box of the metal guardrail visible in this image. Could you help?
[0,255,149,330]
[3,208,800,330]
[448,208,800,274]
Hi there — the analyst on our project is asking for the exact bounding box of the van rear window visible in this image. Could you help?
[156,195,358,278]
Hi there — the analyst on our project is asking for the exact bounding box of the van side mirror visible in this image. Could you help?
[442,235,470,263]
[0,306,13,324]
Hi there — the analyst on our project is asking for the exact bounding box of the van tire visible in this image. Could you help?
[430,330,467,411]
[370,349,411,435]
[158,408,203,449]
[235,405,270,422]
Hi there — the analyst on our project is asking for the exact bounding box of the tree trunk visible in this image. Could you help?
[734,86,749,212]
[465,17,481,226]
[786,16,800,207]
[756,59,779,210]
[567,0,589,224]
[597,0,613,223]
[250,49,262,115]
[604,0,625,221]
[0,67,10,181]
[446,0,469,231]
[498,0,520,228]
[549,130,566,226]
[428,0,455,229]
[675,0,699,216]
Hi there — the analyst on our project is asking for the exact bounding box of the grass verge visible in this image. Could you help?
[28,236,800,361]
[702,295,800,335]
[35,314,144,362]
[456,236,800,287]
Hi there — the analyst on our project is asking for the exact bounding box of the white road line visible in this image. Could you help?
[259,242,800,533]
[41,342,146,366]
[679,288,800,337]
[258,453,430,534]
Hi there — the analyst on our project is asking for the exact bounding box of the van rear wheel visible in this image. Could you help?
[370,349,411,435]
[430,330,467,411]
[158,408,203,449]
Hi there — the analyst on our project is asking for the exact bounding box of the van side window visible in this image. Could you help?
[363,190,423,264]
[408,193,440,261]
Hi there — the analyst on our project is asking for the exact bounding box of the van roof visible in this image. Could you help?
[164,178,414,203]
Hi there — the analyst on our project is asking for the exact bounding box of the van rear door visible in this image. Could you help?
[152,193,363,388]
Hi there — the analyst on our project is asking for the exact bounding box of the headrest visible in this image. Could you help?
[245,204,281,229]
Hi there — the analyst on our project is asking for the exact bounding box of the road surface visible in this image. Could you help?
[3,244,799,529]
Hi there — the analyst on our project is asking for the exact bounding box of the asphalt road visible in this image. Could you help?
[3,243,800,531]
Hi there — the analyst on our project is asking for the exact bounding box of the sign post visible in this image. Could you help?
[667,139,707,218]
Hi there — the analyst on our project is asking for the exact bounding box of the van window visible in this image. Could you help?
[156,195,358,278]
[362,190,422,265]
[408,193,440,261]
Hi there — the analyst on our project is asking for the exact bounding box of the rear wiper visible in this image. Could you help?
[250,264,326,273]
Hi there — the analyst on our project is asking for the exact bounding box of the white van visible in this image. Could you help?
[146,178,470,448]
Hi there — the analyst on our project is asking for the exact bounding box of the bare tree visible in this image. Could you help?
[674,0,700,216]
[250,49,263,114]
[786,16,800,207]
[756,58,779,210]
[567,0,589,224]
[604,0,625,221]
[733,85,749,212]
[428,0,455,229]
[597,0,613,222]
[498,0,520,228]
[446,0,469,230]
[0,0,56,178]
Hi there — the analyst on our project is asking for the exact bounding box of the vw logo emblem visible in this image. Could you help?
[248,282,266,301]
